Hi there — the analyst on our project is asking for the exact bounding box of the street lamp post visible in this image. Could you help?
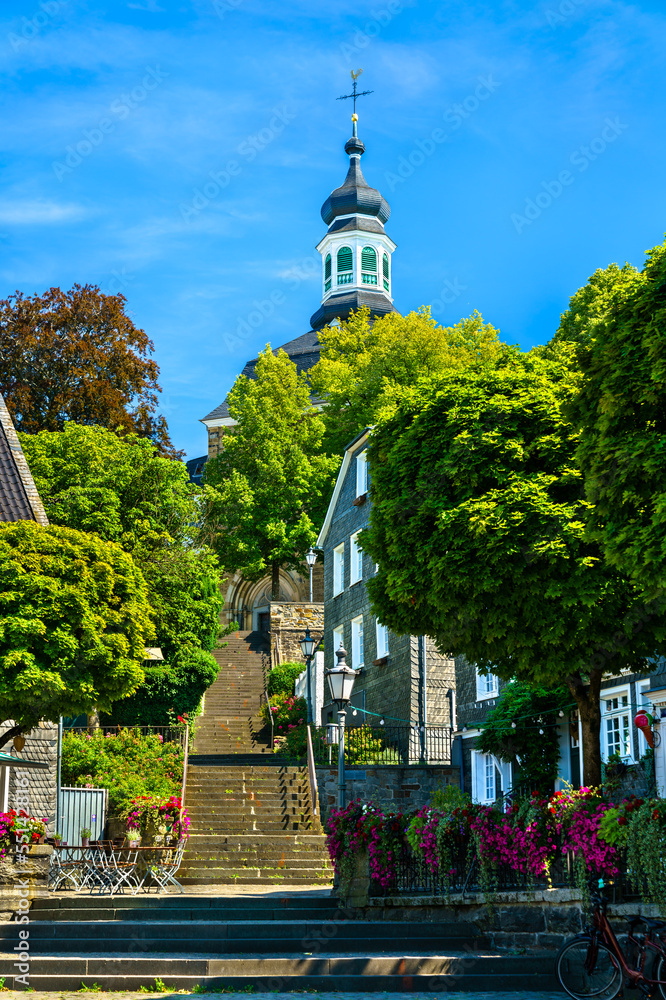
[299,627,320,725]
[325,643,358,809]
[305,547,317,603]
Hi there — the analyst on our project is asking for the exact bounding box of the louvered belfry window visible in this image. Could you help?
[337,246,353,284]
[361,246,378,285]
[324,253,332,292]
[383,253,390,291]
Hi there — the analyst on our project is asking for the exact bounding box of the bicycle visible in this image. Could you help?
[556,879,666,998]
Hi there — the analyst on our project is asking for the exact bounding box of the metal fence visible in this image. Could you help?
[59,786,108,845]
[309,725,453,766]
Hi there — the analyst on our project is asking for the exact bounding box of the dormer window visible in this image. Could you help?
[324,253,332,293]
[337,246,353,285]
[361,246,378,285]
[383,252,390,291]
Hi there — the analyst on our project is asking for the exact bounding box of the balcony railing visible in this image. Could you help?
[309,724,453,767]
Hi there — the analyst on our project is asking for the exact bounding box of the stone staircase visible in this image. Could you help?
[0,894,560,991]
[179,630,332,885]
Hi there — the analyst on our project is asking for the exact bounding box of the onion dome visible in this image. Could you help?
[320,126,390,229]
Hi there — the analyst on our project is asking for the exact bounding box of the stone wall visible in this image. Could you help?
[2,722,58,835]
[339,886,649,952]
[316,764,459,823]
[270,601,324,665]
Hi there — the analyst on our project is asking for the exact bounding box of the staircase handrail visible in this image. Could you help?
[180,723,189,809]
[263,690,275,750]
[306,724,319,818]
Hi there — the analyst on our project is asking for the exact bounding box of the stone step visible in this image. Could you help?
[0,920,486,948]
[180,858,330,871]
[27,895,339,915]
[178,872,332,884]
[0,952,560,992]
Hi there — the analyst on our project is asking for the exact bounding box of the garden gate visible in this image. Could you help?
[59,786,107,844]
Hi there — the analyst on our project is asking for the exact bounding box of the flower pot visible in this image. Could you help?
[81,837,89,847]
[128,840,141,848]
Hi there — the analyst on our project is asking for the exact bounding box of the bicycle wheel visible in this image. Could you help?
[655,951,666,999]
[556,937,622,999]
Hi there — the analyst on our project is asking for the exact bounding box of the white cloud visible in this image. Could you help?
[0,200,86,224]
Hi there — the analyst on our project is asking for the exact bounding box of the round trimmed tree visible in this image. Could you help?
[0,520,154,746]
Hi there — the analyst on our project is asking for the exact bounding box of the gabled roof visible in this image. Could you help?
[201,330,322,424]
[317,428,371,549]
[0,395,48,526]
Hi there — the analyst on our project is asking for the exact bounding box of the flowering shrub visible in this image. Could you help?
[62,729,183,815]
[326,786,665,903]
[123,794,190,843]
[0,810,44,855]
[325,800,405,891]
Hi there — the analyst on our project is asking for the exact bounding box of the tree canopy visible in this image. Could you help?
[0,284,177,457]
[0,520,154,747]
[567,239,666,595]
[20,423,225,721]
[204,346,339,599]
[310,306,507,454]
[360,347,666,784]
[550,262,645,348]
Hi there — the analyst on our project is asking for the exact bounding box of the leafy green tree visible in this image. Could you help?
[0,521,154,748]
[21,423,225,721]
[20,423,223,660]
[310,306,506,454]
[107,647,219,727]
[361,347,666,785]
[204,346,340,599]
[550,262,645,347]
[568,240,666,594]
[0,283,178,457]
[477,682,572,792]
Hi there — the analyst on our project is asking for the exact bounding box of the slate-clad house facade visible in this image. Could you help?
[0,394,58,830]
[317,430,456,744]
[455,651,666,804]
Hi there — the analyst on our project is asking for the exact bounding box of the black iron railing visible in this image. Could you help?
[309,724,453,767]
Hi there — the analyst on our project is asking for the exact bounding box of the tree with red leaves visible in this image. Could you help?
[0,283,178,457]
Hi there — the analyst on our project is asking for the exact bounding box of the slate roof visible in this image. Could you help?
[0,394,48,525]
[201,330,322,423]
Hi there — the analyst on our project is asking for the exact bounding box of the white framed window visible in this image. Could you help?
[601,687,632,762]
[471,750,497,804]
[376,619,389,659]
[351,615,364,670]
[333,543,344,596]
[475,668,499,701]
[350,532,362,584]
[333,625,344,663]
[356,451,368,497]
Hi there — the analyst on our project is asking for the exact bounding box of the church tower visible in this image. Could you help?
[310,110,397,330]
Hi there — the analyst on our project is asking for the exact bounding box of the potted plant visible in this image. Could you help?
[127,825,141,848]
[80,827,92,847]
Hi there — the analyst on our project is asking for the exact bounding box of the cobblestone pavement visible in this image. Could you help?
[0,993,567,999]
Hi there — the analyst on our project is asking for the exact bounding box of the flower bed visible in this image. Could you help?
[326,788,666,907]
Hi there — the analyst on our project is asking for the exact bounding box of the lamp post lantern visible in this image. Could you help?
[305,547,317,602]
[299,627,320,725]
[325,643,357,808]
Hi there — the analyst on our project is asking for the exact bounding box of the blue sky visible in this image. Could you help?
[2,0,665,459]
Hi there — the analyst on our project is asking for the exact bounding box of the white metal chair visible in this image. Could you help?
[138,839,187,894]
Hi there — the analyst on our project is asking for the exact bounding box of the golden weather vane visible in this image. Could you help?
[337,69,373,116]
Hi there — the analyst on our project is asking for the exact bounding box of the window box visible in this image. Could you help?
[373,656,388,667]
[352,493,367,507]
